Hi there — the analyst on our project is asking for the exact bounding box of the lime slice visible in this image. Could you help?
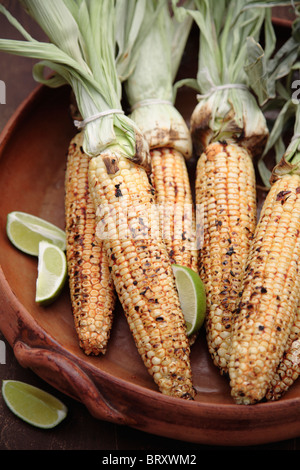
[35,241,67,306]
[172,264,206,336]
[2,380,67,429]
[6,211,66,256]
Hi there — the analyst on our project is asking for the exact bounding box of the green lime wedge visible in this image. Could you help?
[35,241,67,306]
[172,264,206,336]
[2,380,67,429]
[6,211,66,256]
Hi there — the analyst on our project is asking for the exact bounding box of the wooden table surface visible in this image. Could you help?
[0,0,299,452]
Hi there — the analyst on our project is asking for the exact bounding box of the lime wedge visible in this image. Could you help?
[6,211,66,256]
[172,264,206,336]
[35,241,67,306]
[2,380,67,429]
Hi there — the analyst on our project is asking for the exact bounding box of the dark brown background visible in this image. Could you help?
[0,0,298,451]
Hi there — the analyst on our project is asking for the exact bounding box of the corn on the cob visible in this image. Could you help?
[228,173,300,405]
[88,151,195,399]
[195,141,257,375]
[174,1,271,375]
[65,132,116,355]
[150,148,197,272]
[122,0,196,271]
[150,149,198,349]
[266,303,300,401]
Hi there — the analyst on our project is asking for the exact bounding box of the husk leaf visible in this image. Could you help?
[172,0,276,157]
[125,0,194,159]
[0,0,161,169]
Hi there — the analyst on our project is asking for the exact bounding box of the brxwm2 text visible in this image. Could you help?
[102,454,197,466]
[0,80,6,104]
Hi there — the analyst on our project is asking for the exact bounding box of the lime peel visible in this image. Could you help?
[6,211,66,256]
[2,380,67,429]
[35,240,67,306]
[172,264,206,337]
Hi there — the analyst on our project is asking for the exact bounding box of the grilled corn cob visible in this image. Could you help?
[266,303,300,401]
[179,1,270,375]
[196,141,257,374]
[88,151,195,399]
[123,0,196,271]
[228,173,300,405]
[150,148,197,272]
[65,132,116,355]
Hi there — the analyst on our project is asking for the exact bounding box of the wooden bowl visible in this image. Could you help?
[1,23,300,445]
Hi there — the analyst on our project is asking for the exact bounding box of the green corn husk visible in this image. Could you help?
[172,0,277,158]
[0,0,163,169]
[125,0,194,159]
[252,2,300,186]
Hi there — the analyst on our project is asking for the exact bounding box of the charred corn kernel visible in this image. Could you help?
[228,174,300,405]
[88,151,195,399]
[266,302,300,401]
[150,148,198,271]
[195,141,256,374]
[65,132,115,355]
